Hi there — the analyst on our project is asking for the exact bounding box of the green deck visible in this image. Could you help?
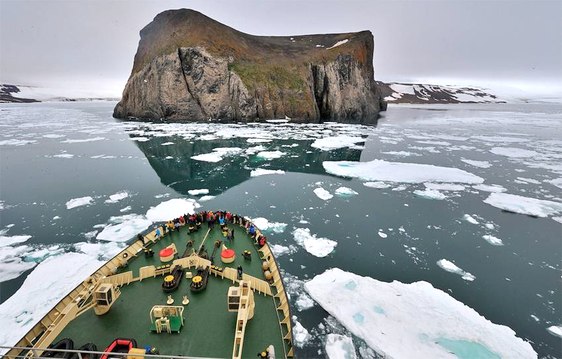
[56,223,288,358]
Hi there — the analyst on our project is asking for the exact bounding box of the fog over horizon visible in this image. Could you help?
[1,0,561,99]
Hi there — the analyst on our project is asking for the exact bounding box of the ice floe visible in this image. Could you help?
[424,183,465,191]
[191,147,242,162]
[473,184,507,193]
[292,316,312,347]
[546,325,562,338]
[282,271,315,311]
[377,230,387,238]
[311,135,364,151]
[61,136,105,144]
[251,217,287,233]
[104,191,129,203]
[314,188,333,200]
[199,195,215,202]
[323,160,483,184]
[325,334,357,359]
[482,235,504,246]
[96,214,152,242]
[256,150,286,160]
[461,158,492,168]
[545,178,562,189]
[414,189,446,200]
[0,231,31,247]
[65,196,93,209]
[335,187,358,197]
[363,181,391,189]
[293,228,337,257]
[145,198,200,222]
[490,147,538,158]
[483,193,562,218]
[53,153,74,159]
[250,168,285,177]
[187,189,209,196]
[270,244,297,257]
[0,139,36,146]
[437,259,476,281]
[304,268,536,358]
[0,253,104,350]
[463,214,479,224]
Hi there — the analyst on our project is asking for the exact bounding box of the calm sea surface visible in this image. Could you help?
[0,101,560,357]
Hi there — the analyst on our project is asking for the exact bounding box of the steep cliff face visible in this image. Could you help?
[114,9,385,123]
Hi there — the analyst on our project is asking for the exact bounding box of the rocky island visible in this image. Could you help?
[114,9,386,123]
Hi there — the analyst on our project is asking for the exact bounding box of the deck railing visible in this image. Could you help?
[0,346,219,359]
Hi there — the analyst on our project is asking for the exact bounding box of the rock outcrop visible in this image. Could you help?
[114,9,385,123]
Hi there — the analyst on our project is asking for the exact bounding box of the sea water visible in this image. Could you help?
[0,101,560,357]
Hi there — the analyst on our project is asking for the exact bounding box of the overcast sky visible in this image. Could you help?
[1,0,560,97]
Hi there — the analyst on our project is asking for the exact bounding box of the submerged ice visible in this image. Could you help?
[304,268,536,358]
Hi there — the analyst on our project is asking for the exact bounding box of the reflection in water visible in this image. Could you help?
[132,135,363,196]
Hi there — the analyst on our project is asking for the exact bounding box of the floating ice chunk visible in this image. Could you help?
[74,241,125,261]
[199,195,215,202]
[245,145,267,155]
[553,216,562,224]
[461,158,492,168]
[0,258,36,283]
[335,187,358,197]
[270,244,297,257]
[414,189,446,200]
[377,231,387,239]
[250,168,285,177]
[363,181,391,189]
[327,39,349,49]
[323,160,484,184]
[325,334,357,359]
[545,178,562,189]
[490,147,538,158]
[293,228,337,257]
[311,135,364,151]
[0,139,36,146]
[472,135,529,143]
[0,234,31,247]
[482,235,504,246]
[61,137,105,144]
[119,206,132,213]
[246,138,272,143]
[187,189,209,196]
[66,196,93,209]
[96,214,152,242]
[437,259,475,281]
[473,184,507,193]
[292,317,312,347]
[305,268,536,358]
[283,272,315,311]
[0,253,103,351]
[161,142,174,146]
[516,177,541,185]
[251,217,287,233]
[104,191,129,203]
[145,198,200,222]
[547,325,562,338]
[382,151,420,157]
[424,183,465,191]
[314,188,333,200]
[53,153,74,159]
[256,150,286,160]
[463,214,479,224]
[191,147,242,162]
[483,193,562,218]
